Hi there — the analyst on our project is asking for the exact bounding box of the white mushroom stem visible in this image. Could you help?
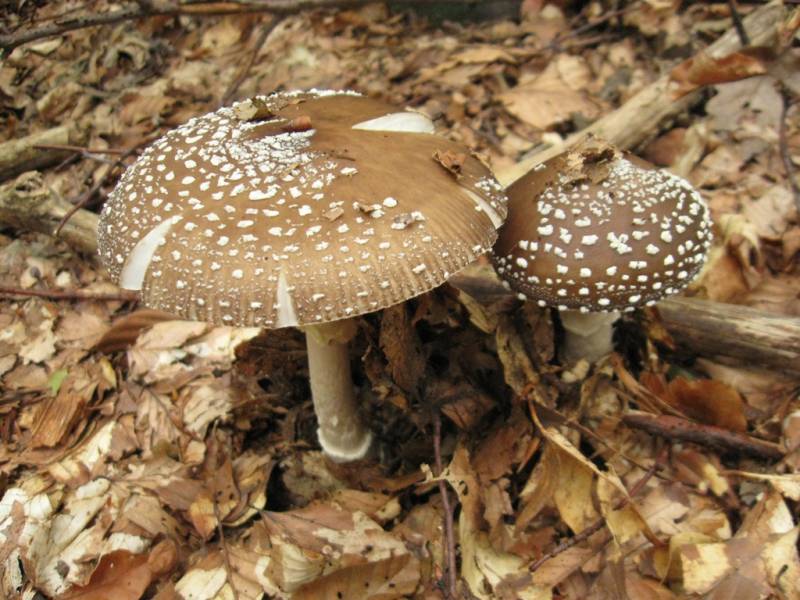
[559,310,621,364]
[304,319,372,462]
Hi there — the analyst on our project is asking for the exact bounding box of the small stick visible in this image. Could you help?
[528,447,665,573]
[32,144,126,155]
[0,285,137,302]
[622,412,785,461]
[727,0,751,46]
[214,502,240,600]
[221,18,282,106]
[434,412,458,599]
[777,83,800,213]
[54,142,144,237]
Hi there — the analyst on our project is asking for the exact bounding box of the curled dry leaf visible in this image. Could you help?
[640,373,748,433]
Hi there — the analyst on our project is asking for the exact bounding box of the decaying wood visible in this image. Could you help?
[495,0,787,186]
[0,171,98,255]
[622,411,785,461]
[657,296,800,375]
[449,271,800,374]
[0,125,78,182]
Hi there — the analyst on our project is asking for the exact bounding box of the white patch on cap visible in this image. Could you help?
[352,111,435,134]
[119,216,180,290]
[464,189,503,229]
[275,269,298,328]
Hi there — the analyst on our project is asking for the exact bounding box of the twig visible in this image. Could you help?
[777,83,800,213]
[33,144,125,155]
[0,0,480,54]
[0,285,138,302]
[221,18,282,106]
[528,447,665,573]
[546,4,637,52]
[54,142,143,237]
[433,412,458,600]
[214,502,240,600]
[622,412,785,461]
[727,0,750,46]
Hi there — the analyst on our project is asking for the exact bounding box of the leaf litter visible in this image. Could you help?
[1,1,800,598]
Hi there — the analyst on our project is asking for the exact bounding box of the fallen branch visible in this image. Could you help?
[449,271,800,375]
[0,126,81,182]
[656,296,800,375]
[495,0,787,185]
[621,411,785,461]
[0,0,482,54]
[0,171,98,255]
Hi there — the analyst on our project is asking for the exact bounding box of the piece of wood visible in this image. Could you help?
[495,0,787,186]
[0,171,98,255]
[622,411,785,460]
[656,296,800,375]
[0,125,76,182]
[449,269,800,375]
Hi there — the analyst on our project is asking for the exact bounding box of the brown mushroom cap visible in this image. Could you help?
[98,90,507,327]
[492,140,712,312]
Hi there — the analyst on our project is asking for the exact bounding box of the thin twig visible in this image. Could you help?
[54,142,144,237]
[777,83,800,213]
[0,285,138,302]
[0,0,479,54]
[727,0,751,45]
[433,412,458,600]
[34,143,125,155]
[214,502,240,600]
[622,412,785,460]
[221,18,282,106]
[528,447,665,573]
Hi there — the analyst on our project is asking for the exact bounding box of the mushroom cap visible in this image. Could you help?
[492,139,712,312]
[98,90,507,327]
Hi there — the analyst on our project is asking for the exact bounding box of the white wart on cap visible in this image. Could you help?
[98,90,507,327]
[492,139,712,314]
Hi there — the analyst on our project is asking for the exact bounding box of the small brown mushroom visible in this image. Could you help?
[98,90,507,461]
[492,138,712,363]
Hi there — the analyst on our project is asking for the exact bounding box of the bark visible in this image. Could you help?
[657,296,800,375]
[449,271,800,375]
[0,171,98,255]
[495,1,787,186]
[0,126,77,183]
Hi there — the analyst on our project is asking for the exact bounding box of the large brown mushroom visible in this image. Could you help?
[98,89,507,461]
[492,139,712,363]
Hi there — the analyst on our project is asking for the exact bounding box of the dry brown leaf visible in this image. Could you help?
[60,550,152,600]
[641,373,747,433]
[293,553,420,599]
[379,303,426,394]
[500,55,602,130]
[670,48,773,98]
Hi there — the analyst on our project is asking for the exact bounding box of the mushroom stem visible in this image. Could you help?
[559,310,620,364]
[304,319,372,462]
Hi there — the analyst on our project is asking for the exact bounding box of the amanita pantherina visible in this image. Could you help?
[492,139,712,364]
[98,90,507,461]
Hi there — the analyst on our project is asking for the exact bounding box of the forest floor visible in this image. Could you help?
[1,1,800,598]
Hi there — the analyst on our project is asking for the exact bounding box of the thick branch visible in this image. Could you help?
[495,1,787,186]
[0,171,98,255]
[449,271,800,375]
[656,296,800,375]
[0,126,80,183]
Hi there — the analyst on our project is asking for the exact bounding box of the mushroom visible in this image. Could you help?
[98,89,507,461]
[492,138,712,364]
